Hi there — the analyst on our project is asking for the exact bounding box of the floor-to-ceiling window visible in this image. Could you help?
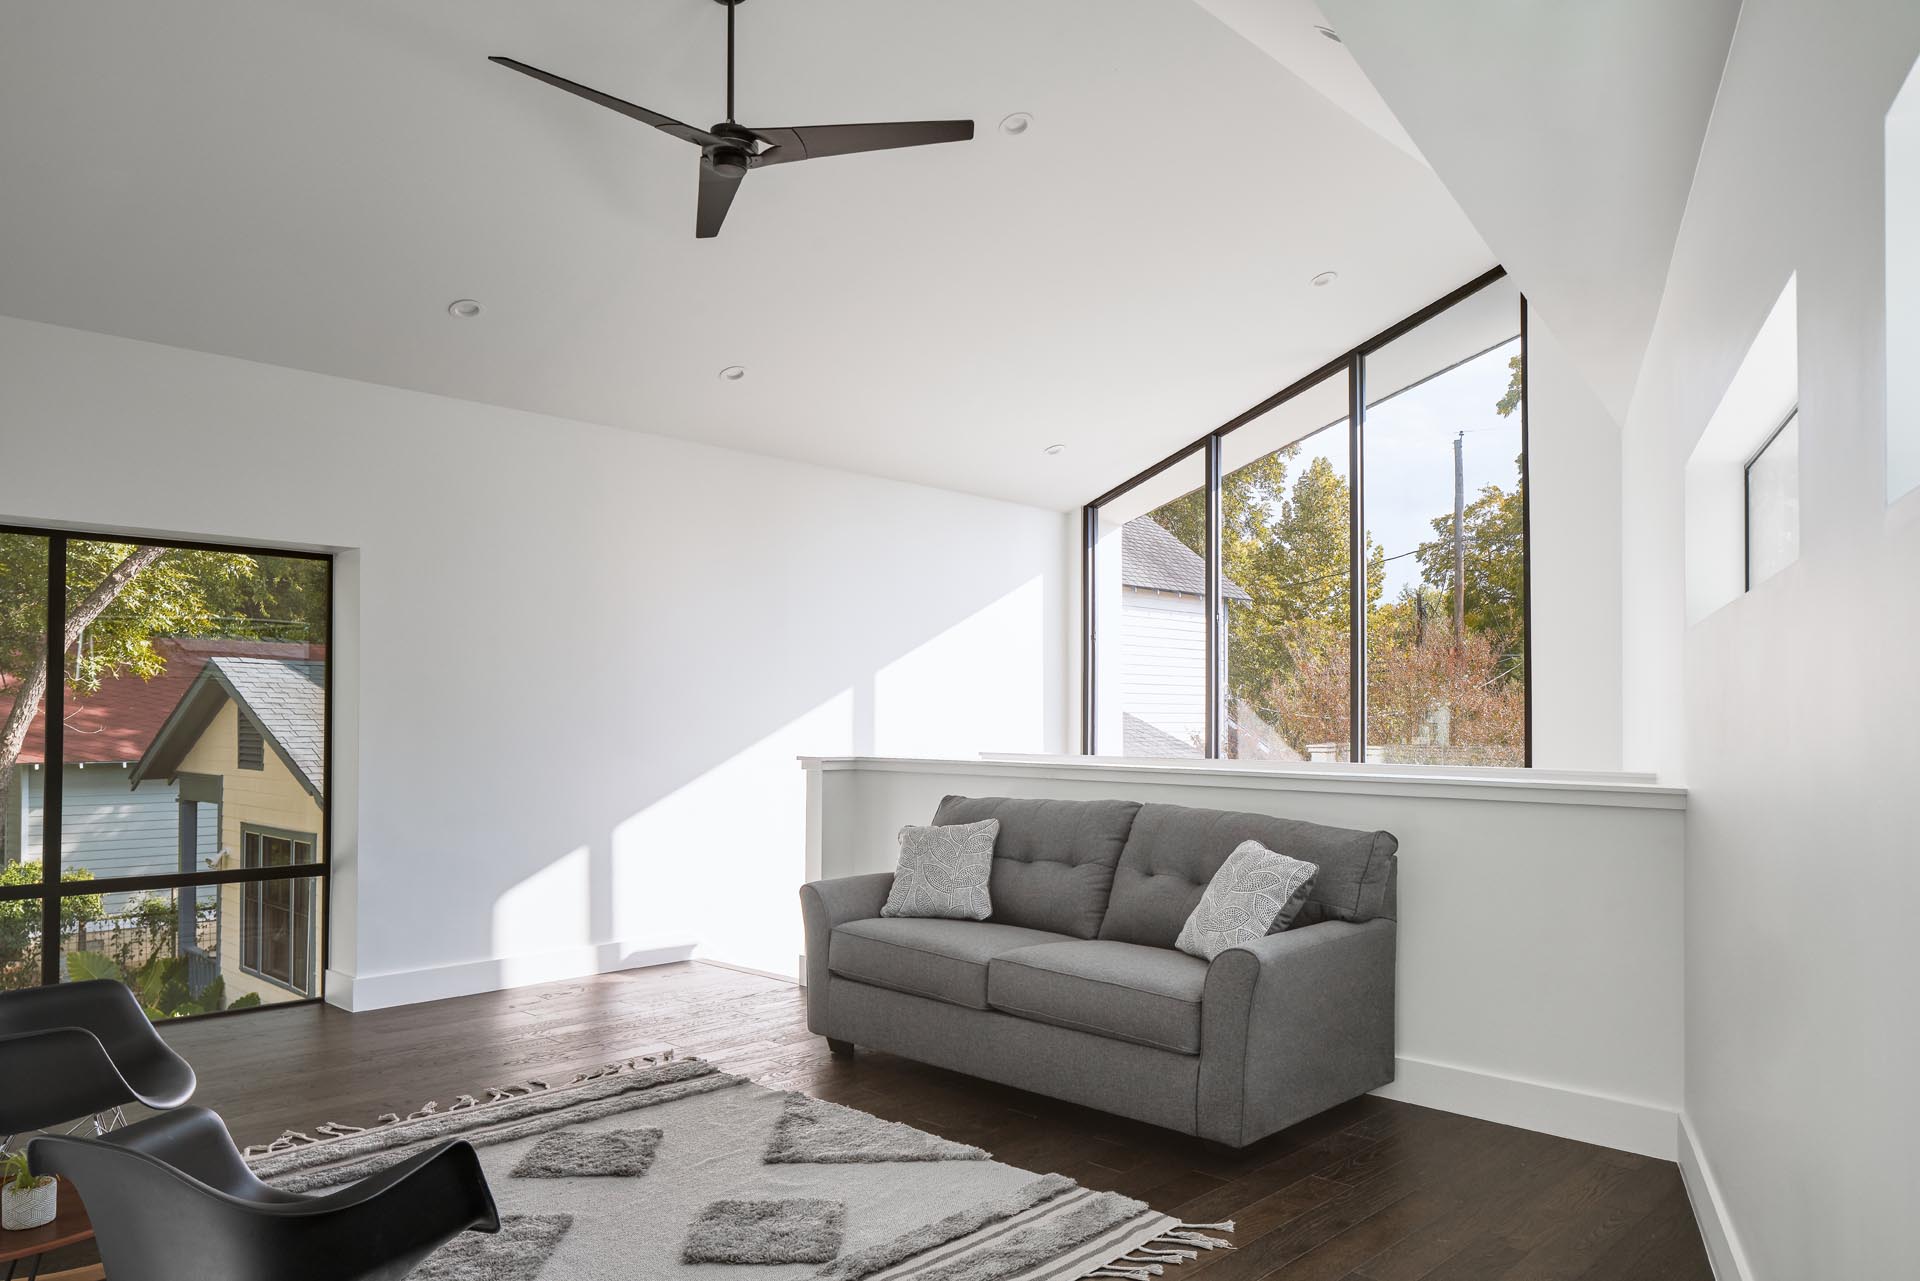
[0,526,329,1018]
[1084,269,1530,765]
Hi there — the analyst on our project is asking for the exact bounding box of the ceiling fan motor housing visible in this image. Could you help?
[707,145,751,179]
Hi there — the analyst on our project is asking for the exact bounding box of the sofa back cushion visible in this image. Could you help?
[931,795,1142,939]
[1098,803,1397,949]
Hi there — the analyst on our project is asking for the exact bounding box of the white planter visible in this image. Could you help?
[1,1178,55,1231]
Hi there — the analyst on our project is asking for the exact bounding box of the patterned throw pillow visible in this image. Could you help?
[1174,840,1318,961]
[881,819,1000,921]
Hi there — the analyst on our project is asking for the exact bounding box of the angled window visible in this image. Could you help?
[1084,270,1530,766]
[1745,410,1801,588]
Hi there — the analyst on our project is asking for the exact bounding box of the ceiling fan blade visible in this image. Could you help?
[747,119,974,167]
[489,57,723,148]
[697,160,745,239]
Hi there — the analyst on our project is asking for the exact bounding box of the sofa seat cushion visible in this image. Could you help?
[987,941,1209,1055]
[828,918,1074,1011]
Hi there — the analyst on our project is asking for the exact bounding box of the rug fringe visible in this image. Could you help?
[1075,1219,1235,1280]
[239,1049,677,1160]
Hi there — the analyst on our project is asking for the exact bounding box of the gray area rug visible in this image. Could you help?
[764,1093,987,1164]
[246,1054,1232,1280]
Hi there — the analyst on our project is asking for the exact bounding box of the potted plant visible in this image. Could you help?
[0,1151,55,1231]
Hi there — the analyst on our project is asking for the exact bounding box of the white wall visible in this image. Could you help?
[806,755,1686,1160]
[1525,309,1625,771]
[1889,56,1920,503]
[0,316,1070,1005]
[1618,3,1920,1276]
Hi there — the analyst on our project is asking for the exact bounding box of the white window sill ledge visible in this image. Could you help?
[798,754,1686,811]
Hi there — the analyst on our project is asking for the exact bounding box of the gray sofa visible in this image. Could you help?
[799,794,1399,1148]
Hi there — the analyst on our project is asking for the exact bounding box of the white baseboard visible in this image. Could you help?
[1373,1054,1680,1160]
[1677,1112,1755,1281]
[328,939,698,1012]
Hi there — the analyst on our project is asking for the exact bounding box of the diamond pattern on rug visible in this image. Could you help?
[681,1198,847,1265]
[410,1214,572,1280]
[511,1127,662,1179]
[763,1094,987,1164]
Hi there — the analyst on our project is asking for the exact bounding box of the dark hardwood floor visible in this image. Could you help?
[133,962,1714,1281]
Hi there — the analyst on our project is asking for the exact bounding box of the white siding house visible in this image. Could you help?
[1114,517,1252,757]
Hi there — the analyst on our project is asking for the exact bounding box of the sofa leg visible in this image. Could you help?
[826,1038,855,1058]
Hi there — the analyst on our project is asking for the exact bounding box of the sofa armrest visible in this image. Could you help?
[1198,918,1396,1146]
[798,873,894,1033]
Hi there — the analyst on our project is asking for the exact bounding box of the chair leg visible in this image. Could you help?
[826,1038,855,1058]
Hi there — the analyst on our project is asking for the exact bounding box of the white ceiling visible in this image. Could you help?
[0,0,1492,511]
[1189,0,1424,164]
[1318,0,1741,424]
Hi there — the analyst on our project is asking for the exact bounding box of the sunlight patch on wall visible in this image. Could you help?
[872,577,1048,756]
[491,844,590,979]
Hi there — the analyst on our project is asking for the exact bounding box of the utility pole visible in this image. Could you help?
[1452,430,1466,647]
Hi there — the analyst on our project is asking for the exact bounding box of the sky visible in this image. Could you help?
[1285,337,1522,599]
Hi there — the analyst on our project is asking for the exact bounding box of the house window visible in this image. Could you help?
[0,522,329,1018]
[1746,410,1801,588]
[1084,269,1530,765]
[240,827,316,995]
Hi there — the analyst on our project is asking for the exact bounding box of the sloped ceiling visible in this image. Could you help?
[1189,0,1424,164]
[0,0,1493,511]
[1317,0,1742,422]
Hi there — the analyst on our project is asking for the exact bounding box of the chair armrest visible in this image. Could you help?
[32,1120,498,1281]
[798,872,894,1033]
[1198,918,1396,1147]
[0,1027,140,1135]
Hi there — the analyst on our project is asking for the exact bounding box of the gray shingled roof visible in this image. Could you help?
[209,658,325,797]
[1120,517,1252,602]
[1121,712,1201,758]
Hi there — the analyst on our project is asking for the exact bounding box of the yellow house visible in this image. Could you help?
[132,657,325,1006]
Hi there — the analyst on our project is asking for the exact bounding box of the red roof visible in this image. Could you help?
[1,638,325,766]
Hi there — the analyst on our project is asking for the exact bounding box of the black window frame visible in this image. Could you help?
[0,522,332,1021]
[1082,267,1533,765]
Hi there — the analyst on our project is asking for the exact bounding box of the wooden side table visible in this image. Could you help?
[0,1179,93,1281]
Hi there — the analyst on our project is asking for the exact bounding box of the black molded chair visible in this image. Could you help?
[31,1107,499,1281]
[0,979,196,1139]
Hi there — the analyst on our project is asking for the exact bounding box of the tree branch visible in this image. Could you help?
[0,545,169,829]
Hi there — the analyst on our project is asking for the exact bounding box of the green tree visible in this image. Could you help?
[1153,448,1382,738]
[0,863,103,990]
[0,539,259,828]
[1415,471,1527,667]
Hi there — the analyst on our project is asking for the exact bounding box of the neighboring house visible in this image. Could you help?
[1118,517,1287,757]
[2,639,318,884]
[133,656,325,1004]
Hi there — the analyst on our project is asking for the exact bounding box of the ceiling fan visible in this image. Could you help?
[491,0,975,239]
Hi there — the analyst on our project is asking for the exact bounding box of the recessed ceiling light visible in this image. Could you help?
[446,298,484,319]
[718,366,747,382]
[999,112,1033,136]
[1043,443,1066,456]
[1314,24,1342,43]
[1311,270,1339,288]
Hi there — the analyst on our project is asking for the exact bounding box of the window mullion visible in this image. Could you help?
[40,537,66,988]
[1348,357,1368,764]
[1203,435,1224,759]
